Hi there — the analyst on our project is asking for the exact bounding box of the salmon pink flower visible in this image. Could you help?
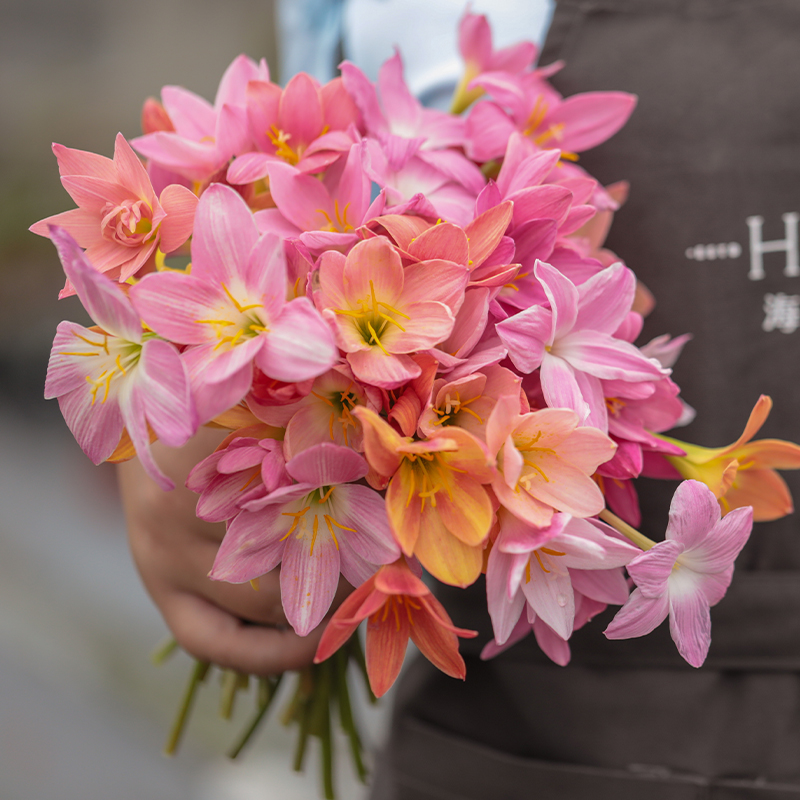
[660,395,800,521]
[30,134,197,296]
[605,480,753,667]
[355,407,496,587]
[486,395,616,528]
[211,444,400,636]
[315,237,468,388]
[130,184,337,423]
[314,558,477,697]
[44,228,196,490]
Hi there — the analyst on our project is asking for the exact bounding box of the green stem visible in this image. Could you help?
[334,649,367,782]
[150,637,178,666]
[219,669,239,720]
[227,675,283,759]
[164,660,210,756]
[600,508,656,551]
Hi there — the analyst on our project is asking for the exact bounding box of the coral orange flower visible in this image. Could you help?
[660,395,800,522]
[354,407,496,587]
[314,559,477,697]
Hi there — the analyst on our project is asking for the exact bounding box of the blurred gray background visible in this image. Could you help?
[0,1,386,797]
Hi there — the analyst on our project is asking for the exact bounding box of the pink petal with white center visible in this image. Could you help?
[605,588,669,640]
[495,305,551,373]
[244,232,286,317]
[200,334,263,385]
[138,338,196,447]
[257,298,337,382]
[210,506,288,583]
[680,505,753,573]
[384,301,456,353]
[665,479,724,550]
[50,228,142,342]
[45,322,101,397]
[57,380,124,465]
[536,260,579,339]
[523,455,607,519]
[286,443,367,486]
[254,208,303,240]
[417,149,485,194]
[520,563,574,641]
[191,184,259,284]
[552,425,617,475]
[333,484,401,565]
[540,354,589,421]
[626,539,683,598]
[227,152,274,184]
[497,145,560,197]
[574,262,635,334]
[570,568,630,605]
[282,531,340,636]
[668,584,711,668]
[555,331,668,382]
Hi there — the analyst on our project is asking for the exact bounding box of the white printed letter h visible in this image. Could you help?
[747,213,799,281]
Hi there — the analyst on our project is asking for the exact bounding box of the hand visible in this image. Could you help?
[118,427,349,675]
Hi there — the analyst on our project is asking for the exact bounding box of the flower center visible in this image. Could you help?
[311,384,361,446]
[194,284,269,350]
[432,391,483,427]
[371,594,421,631]
[279,487,356,555]
[101,199,155,247]
[334,280,410,354]
[400,451,462,512]
[316,199,355,233]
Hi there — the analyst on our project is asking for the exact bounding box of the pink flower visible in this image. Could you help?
[131,54,268,184]
[605,480,753,667]
[496,260,669,429]
[227,73,360,186]
[44,228,196,490]
[314,236,468,388]
[211,444,401,636]
[451,10,537,114]
[130,184,338,424]
[30,134,197,296]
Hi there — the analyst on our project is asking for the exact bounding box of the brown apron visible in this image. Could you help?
[370,1,800,796]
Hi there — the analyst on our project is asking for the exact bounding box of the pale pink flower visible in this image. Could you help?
[211,444,401,636]
[605,480,753,667]
[496,260,669,429]
[485,510,637,642]
[130,184,337,423]
[44,228,196,490]
[30,134,197,296]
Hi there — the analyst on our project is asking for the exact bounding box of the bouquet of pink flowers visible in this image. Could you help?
[32,9,800,797]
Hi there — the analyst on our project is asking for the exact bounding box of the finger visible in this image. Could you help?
[163,591,326,674]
